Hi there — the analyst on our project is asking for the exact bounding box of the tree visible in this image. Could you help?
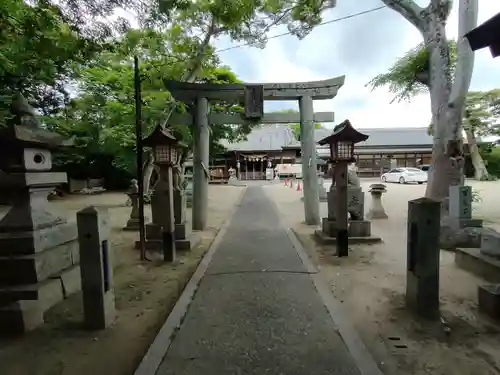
[44,28,254,190]
[428,90,500,179]
[376,0,478,212]
[369,40,498,180]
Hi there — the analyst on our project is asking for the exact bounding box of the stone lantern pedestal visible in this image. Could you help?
[366,183,388,219]
[0,125,80,335]
[315,181,382,245]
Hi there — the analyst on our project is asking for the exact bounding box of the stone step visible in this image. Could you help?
[0,221,77,255]
[0,240,78,285]
[0,265,81,312]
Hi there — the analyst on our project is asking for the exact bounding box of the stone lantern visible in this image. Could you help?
[0,118,79,335]
[143,125,179,262]
[315,120,380,256]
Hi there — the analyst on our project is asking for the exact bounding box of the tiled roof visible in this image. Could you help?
[221,125,433,151]
[355,127,433,147]
[220,124,297,151]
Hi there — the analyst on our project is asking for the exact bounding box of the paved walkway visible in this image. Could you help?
[156,186,362,375]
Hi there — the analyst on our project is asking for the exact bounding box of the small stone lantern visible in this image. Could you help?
[317,120,369,257]
[143,125,179,262]
[366,183,388,219]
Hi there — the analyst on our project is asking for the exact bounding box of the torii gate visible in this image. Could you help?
[165,76,345,229]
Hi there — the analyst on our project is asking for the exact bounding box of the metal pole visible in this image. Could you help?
[134,56,147,261]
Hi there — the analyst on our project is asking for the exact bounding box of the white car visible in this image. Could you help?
[381,167,428,184]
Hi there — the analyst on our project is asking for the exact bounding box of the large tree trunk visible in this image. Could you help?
[382,0,478,217]
[465,127,490,180]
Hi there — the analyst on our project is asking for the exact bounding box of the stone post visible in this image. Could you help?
[193,97,209,231]
[156,166,176,262]
[366,183,388,219]
[335,162,349,256]
[318,174,328,201]
[299,95,320,225]
[77,206,115,330]
[173,165,190,251]
[123,179,148,231]
[406,197,441,319]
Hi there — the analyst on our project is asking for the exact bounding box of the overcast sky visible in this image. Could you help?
[213,1,500,129]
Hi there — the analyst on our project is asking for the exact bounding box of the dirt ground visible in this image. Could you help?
[0,185,245,375]
[266,179,500,375]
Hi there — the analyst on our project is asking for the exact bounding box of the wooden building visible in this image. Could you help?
[216,125,437,179]
[217,125,437,179]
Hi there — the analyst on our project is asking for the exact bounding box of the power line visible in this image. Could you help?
[215,5,387,54]
[142,5,388,70]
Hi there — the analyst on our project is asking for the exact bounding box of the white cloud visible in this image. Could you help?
[216,1,500,129]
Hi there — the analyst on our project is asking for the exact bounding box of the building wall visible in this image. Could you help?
[355,151,432,177]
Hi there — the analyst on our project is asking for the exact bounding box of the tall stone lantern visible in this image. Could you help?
[143,125,179,262]
[317,120,368,257]
[0,109,79,335]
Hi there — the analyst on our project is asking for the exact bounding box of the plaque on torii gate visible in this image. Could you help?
[244,84,264,120]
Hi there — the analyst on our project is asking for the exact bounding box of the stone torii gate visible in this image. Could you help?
[165,76,345,229]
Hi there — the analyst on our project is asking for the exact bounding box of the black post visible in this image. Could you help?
[134,56,147,261]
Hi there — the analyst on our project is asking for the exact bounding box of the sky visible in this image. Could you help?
[212,1,500,130]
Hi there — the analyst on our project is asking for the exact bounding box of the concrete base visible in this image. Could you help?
[122,216,149,232]
[455,247,500,283]
[478,284,500,321]
[135,231,202,253]
[440,221,484,250]
[135,239,162,251]
[481,228,500,259]
[366,210,388,220]
[314,230,382,245]
[0,265,81,336]
[176,239,191,251]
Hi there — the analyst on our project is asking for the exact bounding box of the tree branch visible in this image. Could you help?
[380,0,426,32]
[448,0,478,136]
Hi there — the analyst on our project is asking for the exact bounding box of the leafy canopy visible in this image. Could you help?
[367,41,457,103]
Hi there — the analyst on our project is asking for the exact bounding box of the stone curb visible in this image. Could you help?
[133,186,248,375]
[286,225,385,375]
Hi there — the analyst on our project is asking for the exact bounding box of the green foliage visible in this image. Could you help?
[45,28,255,181]
[427,89,500,139]
[367,41,457,103]
[480,145,500,178]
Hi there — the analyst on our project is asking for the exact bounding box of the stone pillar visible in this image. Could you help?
[318,175,327,201]
[299,95,320,225]
[77,206,115,330]
[193,97,209,231]
[406,197,441,319]
[173,184,190,251]
[366,183,388,219]
[156,166,176,262]
[123,179,148,231]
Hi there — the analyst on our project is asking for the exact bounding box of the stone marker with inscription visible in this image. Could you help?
[77,206,115,330]
[406,197,441,319]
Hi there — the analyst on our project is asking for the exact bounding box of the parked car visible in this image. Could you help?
[381,167,428,184]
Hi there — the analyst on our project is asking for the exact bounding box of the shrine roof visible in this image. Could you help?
[220,125,437,152]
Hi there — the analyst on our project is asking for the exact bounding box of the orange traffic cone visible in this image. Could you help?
[297,181,302,192]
